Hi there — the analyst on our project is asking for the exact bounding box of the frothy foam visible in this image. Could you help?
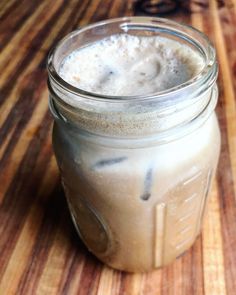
[59,34,204,96]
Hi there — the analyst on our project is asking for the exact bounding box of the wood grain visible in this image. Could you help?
[0,0,235,294]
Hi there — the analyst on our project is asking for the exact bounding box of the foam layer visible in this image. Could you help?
[59,34,204,96]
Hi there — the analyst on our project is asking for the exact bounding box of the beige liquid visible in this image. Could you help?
[52,34,220,271]
[53,113,220,271]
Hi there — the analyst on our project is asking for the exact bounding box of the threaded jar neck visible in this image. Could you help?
[48,17,218,141]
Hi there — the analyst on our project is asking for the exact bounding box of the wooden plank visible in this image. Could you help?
[0,0,235,294]
[202,181,227,295]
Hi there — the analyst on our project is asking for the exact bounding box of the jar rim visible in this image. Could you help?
[47,16,217,107]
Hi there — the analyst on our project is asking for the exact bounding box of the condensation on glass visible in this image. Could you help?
[47,17,221,272]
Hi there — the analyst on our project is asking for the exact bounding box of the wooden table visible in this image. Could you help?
[0,1,235,294]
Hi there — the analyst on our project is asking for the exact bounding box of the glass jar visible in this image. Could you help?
[47,17,220,272]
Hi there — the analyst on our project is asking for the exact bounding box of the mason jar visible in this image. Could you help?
[47,17,220,272]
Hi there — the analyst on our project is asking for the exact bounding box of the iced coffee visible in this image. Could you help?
[48,17,220,272]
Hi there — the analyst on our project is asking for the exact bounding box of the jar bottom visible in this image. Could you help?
[67,198,202,273]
